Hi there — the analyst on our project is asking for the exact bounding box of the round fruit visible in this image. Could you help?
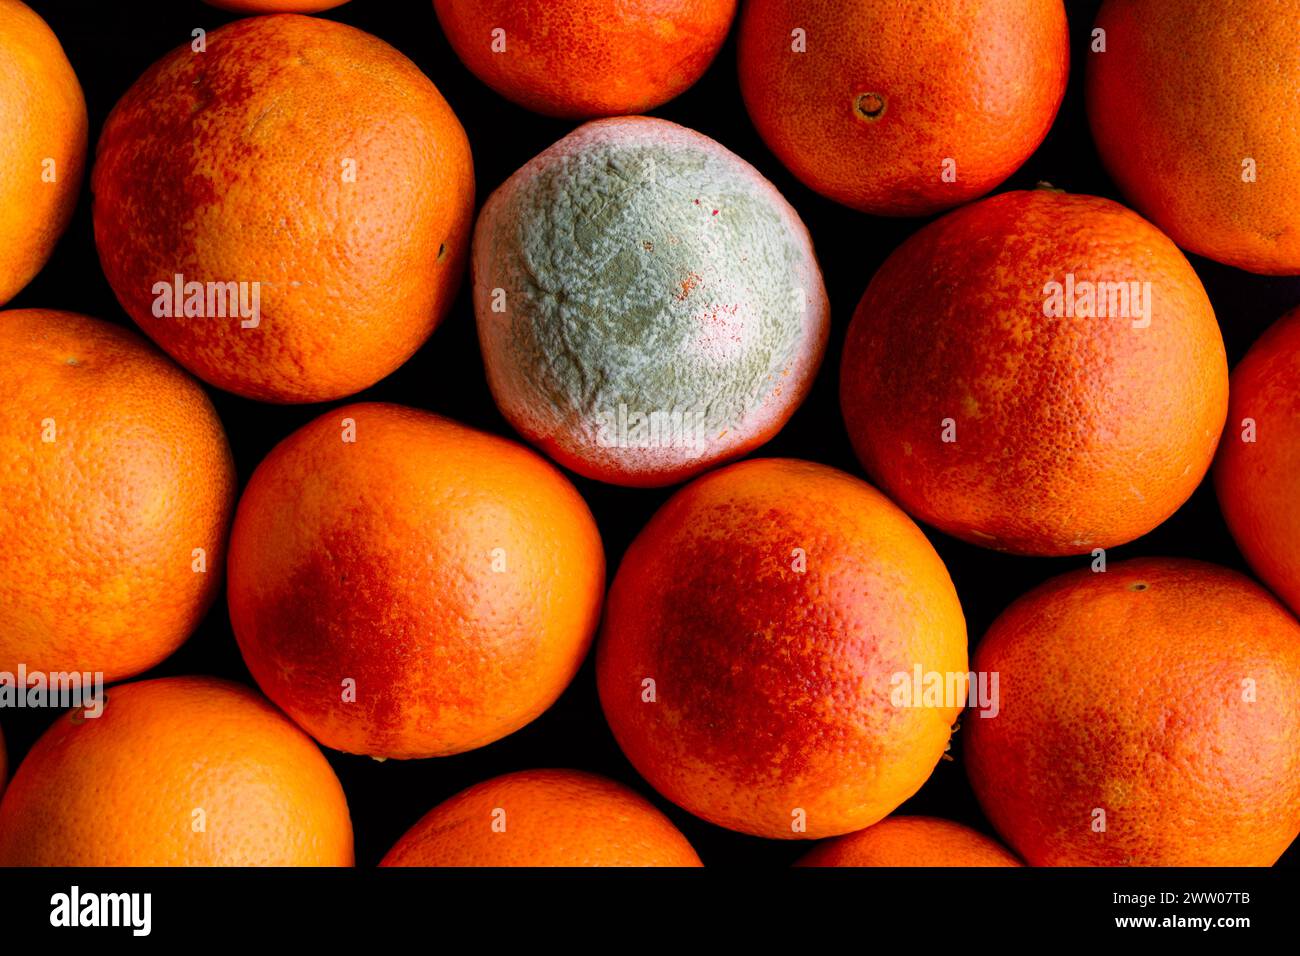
[0,0,87,305]
[0,677,354,866]
[1215,306,1300,616]
[380,769,702,867]
[840,189,1227,556]
[1088,1,1300,274]
[92,15,475,403]
[228,402,605,760]
[597,458,967,839]
[474,116,829,487]
[966,558,1300,866]
[433,0,736,119]
[737,0,1068,216]
[0,310,235,682]
[202,1,349,12]
[797,816,1022,867]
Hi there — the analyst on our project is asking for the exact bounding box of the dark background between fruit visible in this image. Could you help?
[6,0,1298,868]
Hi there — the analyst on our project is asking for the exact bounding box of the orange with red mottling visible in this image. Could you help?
[91,15,474,403]
[1087,0,1300,274]
[433,0,736,119]
[0,0,87,305]
[0,677,354,866]
[380,769,702,867]
[202,0,350,12]
[797,816,1022,867]
[227,403,606,760]
[1215,306,1300,618]
[597,458,967,840]
[737,0,1068,216]
[966,558,1300,866]
[841,189,1228,556]
[0,310,235,682]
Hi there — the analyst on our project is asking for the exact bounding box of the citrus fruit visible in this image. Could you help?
[0,677,354,866]
[380,769,702,867]
[92,14,475,403]
[597,458,967,839]
[0,0,87,305]
[473,116,829,487]
[1215,306,1300,616]
[966,558,1300,866]
[0,309,235,682]
[203,1,350,12]
[1087,1,1300,274]
[433,0,736,119]
[840,189,1228,556]
[737,0,1068,216]
[797,816,1022,867]
[227,402,605,760]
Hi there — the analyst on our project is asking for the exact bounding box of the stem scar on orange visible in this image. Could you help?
[737,0,1069,216]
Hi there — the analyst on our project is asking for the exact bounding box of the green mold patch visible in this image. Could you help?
[475,119,825,478]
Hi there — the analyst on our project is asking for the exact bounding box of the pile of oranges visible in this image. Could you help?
[1,0,1298,869]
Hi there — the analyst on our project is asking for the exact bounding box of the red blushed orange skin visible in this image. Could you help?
[380,769,702,867]
[841,190,1228,556]
[966,558,1300,867]
[597,458,967,840]
[738,0,1069,216]
[797,816,1022,867]
[228,403,606,760]
[1087,1,1300,275]
[433,0,737,119]
[1215,307,1300,617]
[92,15,474,403]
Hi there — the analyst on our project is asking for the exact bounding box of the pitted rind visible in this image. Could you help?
[473,117,829,485]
